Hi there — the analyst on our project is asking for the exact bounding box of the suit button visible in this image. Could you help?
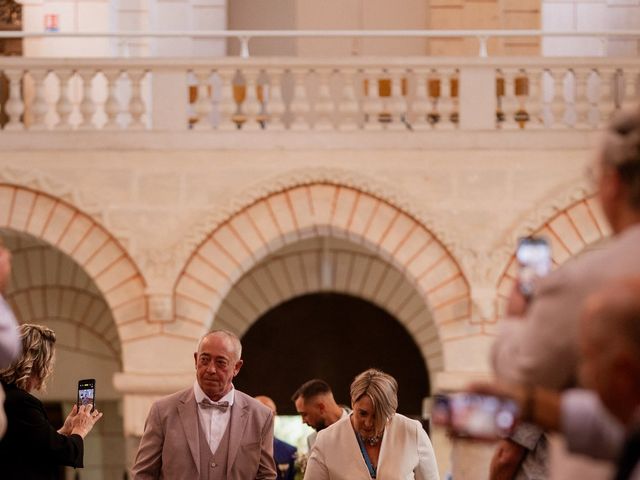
[211,462,217,468]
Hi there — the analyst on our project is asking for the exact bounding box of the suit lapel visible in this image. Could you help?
[177,388,200,475]
[227,391,249,470]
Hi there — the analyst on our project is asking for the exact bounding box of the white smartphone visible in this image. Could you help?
[516,237,551,297]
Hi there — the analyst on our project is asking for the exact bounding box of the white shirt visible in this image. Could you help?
[193,381,235,453]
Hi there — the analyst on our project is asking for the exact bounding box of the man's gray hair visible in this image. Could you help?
[199,330,242,361]
[601,107,640,208]
[350,369,398,434]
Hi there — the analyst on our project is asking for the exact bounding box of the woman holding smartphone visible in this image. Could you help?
[0,324,103,480]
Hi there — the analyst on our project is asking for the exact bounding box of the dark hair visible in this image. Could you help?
[291,379,332,402]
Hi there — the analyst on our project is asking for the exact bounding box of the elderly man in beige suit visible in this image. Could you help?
[491,107,640,480]
[132,330,277,480]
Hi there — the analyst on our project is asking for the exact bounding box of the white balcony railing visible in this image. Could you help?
[1,57,639,134]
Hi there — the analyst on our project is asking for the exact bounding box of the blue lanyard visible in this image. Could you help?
[355,433,377,479]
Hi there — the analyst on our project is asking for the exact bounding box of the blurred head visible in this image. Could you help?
[292,379,334,431]
[350,369,398,439]
[255,395,277,415]
[194,330,243,401]
[0,324,56,392]
[579,278,640,425]
[592,108,640,233]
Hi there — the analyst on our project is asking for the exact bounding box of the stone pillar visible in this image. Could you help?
[114,371,193,470]
[459,66,497,131]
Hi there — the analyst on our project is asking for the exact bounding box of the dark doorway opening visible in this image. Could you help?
[235,292,430,416]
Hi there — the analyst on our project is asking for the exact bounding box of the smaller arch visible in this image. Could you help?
[0,184,151,345]
[174,182,473,357]
[213,239,446,379]
[492,192,609,329]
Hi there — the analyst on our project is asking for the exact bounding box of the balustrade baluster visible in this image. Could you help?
[526,69,543,130]
[550,69,566,129]
[338,69,360,131]
[217,69,237,131]
[620,68,640,110]
[266,68,285,131]
[241,69,261,131]
[585,69,602,128]
[597,68,616,127]
[314,70,333,131]
[290,69,311,131]
[103,69,122,130]
[77,70,96,130]
[56,69,74,130]
[193,69,213,131]
[500,69,519,131]
[4,69,24,131]
[409,69,429,131]
[438,69,458,131]
[388,70,407,131]
[363,70,383,131]
[128,69,147,130]
[574,69,590,129]
[29,69,49,131]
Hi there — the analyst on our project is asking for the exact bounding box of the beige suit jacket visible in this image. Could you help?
[304,414,439,480]
[493,224,640,479]
[131,387,276,480]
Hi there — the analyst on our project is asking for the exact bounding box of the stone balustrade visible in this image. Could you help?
[1,57,639,133]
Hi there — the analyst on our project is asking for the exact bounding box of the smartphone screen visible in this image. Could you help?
[516,236,551,297]
[77,379,96,412]
[432,393,518,440]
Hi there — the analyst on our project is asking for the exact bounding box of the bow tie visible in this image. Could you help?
[199,399,230,411]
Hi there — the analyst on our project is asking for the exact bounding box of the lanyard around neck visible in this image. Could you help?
[355,432,377,479]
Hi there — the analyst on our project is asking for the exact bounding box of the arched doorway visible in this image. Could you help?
[235,292,430,415]
[1,227,127,478]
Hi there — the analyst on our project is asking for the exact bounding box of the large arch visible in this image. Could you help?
[491,192,609,332]
[214,237,444,379]
[0,183,151,346]
[174,182,474,374]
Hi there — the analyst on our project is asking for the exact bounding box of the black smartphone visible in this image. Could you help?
[431,392,518,440]
[77,379,96,412]
[516,236,551,297]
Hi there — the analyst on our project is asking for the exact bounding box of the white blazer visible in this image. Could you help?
[303,413,439,480]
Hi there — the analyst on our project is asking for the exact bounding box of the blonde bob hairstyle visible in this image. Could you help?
[0,324,56,392]
[350,369,398,434]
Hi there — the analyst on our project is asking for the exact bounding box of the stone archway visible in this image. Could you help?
[174,182,474,377]
[214,237,444,381]
[0,183,150,346]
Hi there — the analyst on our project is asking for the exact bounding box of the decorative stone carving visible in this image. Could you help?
[146,291,174,323]
[177,166,462,271]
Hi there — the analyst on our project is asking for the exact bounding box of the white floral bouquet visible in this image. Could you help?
[293,451,308,480]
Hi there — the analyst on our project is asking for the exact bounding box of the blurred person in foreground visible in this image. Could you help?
[0,324,103,479]
[304,369,439,480]
[292,379,351,450]
[471,276,640,479]
[490,107,640,480]
[0,244,21,439]
[256,395,297,480]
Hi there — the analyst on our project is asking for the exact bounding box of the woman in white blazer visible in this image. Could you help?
[304,369,439,480]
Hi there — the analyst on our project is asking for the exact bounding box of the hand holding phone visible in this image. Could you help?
[516,237,551,297]
[431,392,519,440]
[77,379,96,412]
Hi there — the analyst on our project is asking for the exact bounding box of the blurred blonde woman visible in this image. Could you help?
[0,324,102,480]
[304,369,439,480]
